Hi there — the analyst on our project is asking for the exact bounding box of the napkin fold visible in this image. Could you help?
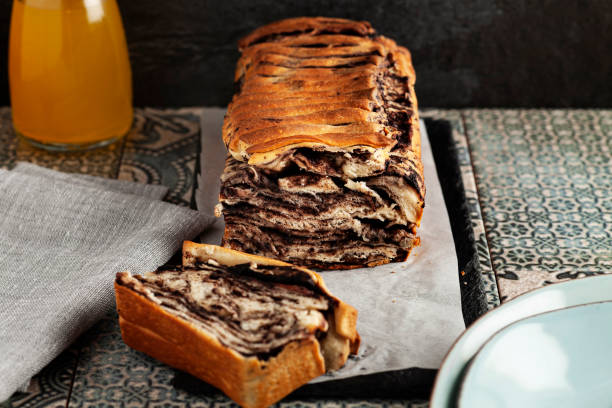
[0,163,212,402]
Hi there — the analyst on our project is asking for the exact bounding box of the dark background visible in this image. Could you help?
[0,0,610,108]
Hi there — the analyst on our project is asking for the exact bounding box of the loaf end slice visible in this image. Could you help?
[115,242,359,408]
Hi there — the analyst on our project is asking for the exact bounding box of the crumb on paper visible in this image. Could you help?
[392,299,396,303]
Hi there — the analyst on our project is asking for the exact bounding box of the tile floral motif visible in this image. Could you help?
[14,138,123,178]
[463,109,612,301]
[117,108,202,207]
[421,109,500,309]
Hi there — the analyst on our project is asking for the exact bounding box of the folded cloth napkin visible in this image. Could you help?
[0,163,212,402]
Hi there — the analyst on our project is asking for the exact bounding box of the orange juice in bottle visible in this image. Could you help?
[9,0,133,150]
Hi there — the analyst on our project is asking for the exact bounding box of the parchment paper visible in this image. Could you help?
[196,108,465,381]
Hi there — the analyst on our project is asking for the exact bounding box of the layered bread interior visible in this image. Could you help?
[217,17,425,269]
[116,261,336,359]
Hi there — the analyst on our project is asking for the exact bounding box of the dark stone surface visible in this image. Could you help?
[0,0,610,107]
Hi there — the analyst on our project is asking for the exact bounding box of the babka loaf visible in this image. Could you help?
[217,17,425,269]
[115,242,359,408]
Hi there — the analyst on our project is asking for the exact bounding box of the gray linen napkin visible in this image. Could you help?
[0,164,212,401]
[13,162,169,199]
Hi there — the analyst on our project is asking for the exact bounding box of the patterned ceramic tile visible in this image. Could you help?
[0,107,17,169]
[1,348,77,408]
[421,109,500,309]
[4,107,610,406]
[463,109,612,301]
[0,107,201,180]
[117,108,202,206]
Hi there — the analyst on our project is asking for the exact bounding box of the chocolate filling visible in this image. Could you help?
[118,263,331,359]
[220,155,422,220]
[223,222,410,268]
[218,152,421,268]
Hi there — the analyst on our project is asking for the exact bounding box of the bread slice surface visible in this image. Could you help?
[115,242,359,408]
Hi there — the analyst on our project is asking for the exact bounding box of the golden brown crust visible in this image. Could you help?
[224,17,420,168]
[238,17,375,50]
[115,242,359,408]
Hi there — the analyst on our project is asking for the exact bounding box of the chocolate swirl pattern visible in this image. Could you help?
[114,242,359,408]
[120,264,330,357]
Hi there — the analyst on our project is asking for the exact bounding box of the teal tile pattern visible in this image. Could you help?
[463,109,612,300]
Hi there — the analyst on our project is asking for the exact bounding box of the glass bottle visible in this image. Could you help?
[9,0,133,151]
